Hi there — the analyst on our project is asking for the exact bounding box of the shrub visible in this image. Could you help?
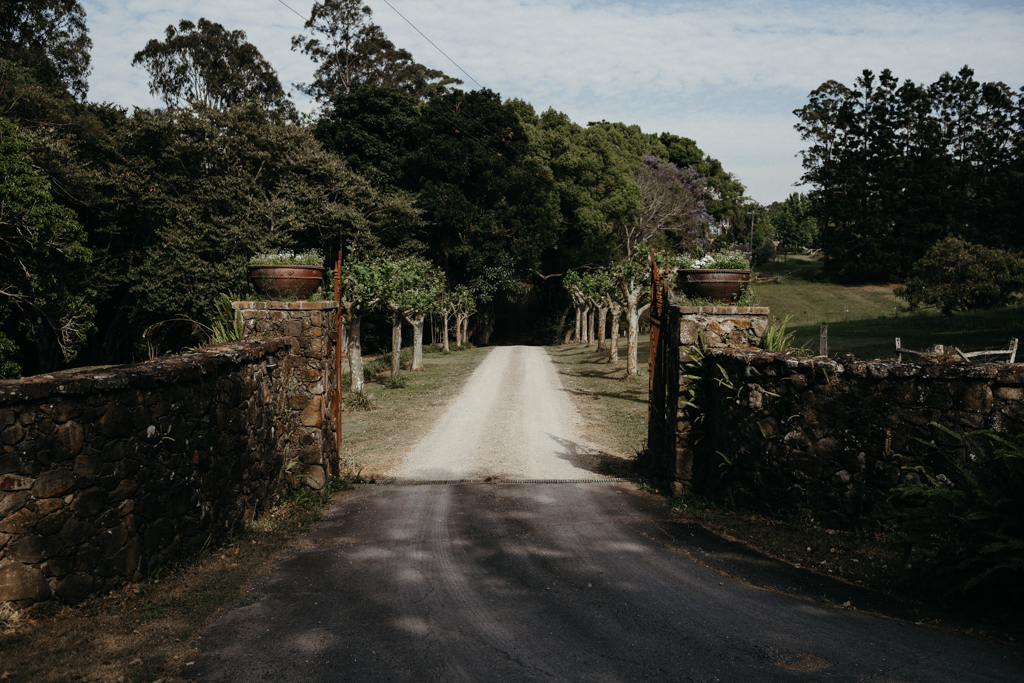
[752,237,776,266]
[211,293,245,343]
[343,389,375,411]
[895,236,1024,314]
[893,424,1024,606]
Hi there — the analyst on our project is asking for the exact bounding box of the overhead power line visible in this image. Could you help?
[376,0,484,91]
[276,0,307,22]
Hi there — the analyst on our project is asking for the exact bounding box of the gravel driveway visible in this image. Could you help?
[385,346,615,481]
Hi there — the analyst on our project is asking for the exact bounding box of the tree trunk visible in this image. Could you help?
[348,311,364,392]
[409,313,425,371]
[623,276,646,379]
[574,306,582,343]
[339,318,349,360]
[587,307,596,347]
[626,303,640,378]
[390,311,402,379]
[609,306,622,363]
[596,306,608,350]
[461,315,470,346]
[455,312,464,346]
[442,312,450,353]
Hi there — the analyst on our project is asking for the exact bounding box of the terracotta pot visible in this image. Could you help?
[676,269,751,304]
[248,264,325,299]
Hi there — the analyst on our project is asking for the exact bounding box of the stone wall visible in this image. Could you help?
[0,340,296,609]
[651,309,1024,525]
[234,301,340,489]
[691,351,1023,525]
[676,306,769,349]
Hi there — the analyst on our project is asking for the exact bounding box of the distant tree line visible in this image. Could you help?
[795,67,1024,283]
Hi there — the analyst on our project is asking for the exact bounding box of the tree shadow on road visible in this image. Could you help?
[548,434,635,478]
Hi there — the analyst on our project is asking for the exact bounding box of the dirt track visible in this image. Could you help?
[386,345,614,480]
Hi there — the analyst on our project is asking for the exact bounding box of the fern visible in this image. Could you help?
[211,293,245,343]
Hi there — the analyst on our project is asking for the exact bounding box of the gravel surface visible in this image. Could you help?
[386,345,615,480]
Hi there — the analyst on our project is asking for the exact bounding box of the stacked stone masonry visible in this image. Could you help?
[0,302,339,609]
[233,301,340,490]
[651,304,1024,526]
[676,306,770,349]
[0,340,297,609]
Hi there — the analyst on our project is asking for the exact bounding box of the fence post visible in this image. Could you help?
[819,322,828,357]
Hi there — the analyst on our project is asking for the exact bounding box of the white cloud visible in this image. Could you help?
[80,0,1024,202]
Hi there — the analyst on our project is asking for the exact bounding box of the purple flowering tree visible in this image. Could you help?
[616,155,711,259]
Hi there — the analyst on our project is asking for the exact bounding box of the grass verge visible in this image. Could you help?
[338,344,492,477]
[0,343,492,682]
[545,335,650,476]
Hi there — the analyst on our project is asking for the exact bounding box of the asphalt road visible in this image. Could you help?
[186,481,1022,682]
[185,347,1023,681]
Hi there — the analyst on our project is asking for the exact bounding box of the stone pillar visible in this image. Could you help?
[233,301,339,489]
[670,306,770,484]
[676,306,770,349]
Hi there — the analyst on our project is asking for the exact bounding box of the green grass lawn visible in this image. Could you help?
[749,254,1023,360]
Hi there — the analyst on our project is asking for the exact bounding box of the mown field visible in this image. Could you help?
[751,254,1024,359]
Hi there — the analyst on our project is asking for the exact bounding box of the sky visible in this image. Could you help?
[80,0,1024,204]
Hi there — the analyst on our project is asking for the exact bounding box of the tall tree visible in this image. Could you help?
[773,193,817,249]
[659,132,747,238]
[0,0,91,99]
[314,84,422,192]
[107,104,401,354]
[133,18,295,119]
[410,89,559,302]
[291,0,460,107]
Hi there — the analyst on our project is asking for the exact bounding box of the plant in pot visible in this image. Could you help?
[675,250,751,304]
[248,249,325,300]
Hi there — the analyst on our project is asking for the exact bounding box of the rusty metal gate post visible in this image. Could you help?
[647,248,667,460]
[334,250,343,454]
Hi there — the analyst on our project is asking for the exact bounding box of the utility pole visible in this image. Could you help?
[749,212,755,255]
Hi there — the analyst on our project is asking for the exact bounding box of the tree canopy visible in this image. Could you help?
[0,0,91,99]
[291,0,460,107]
[0,117,94,375]
[133,18,295,119]
[0,2,753,373]
[795,66,1023,283]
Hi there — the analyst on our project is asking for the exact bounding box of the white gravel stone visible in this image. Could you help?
[386,346,611,480]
